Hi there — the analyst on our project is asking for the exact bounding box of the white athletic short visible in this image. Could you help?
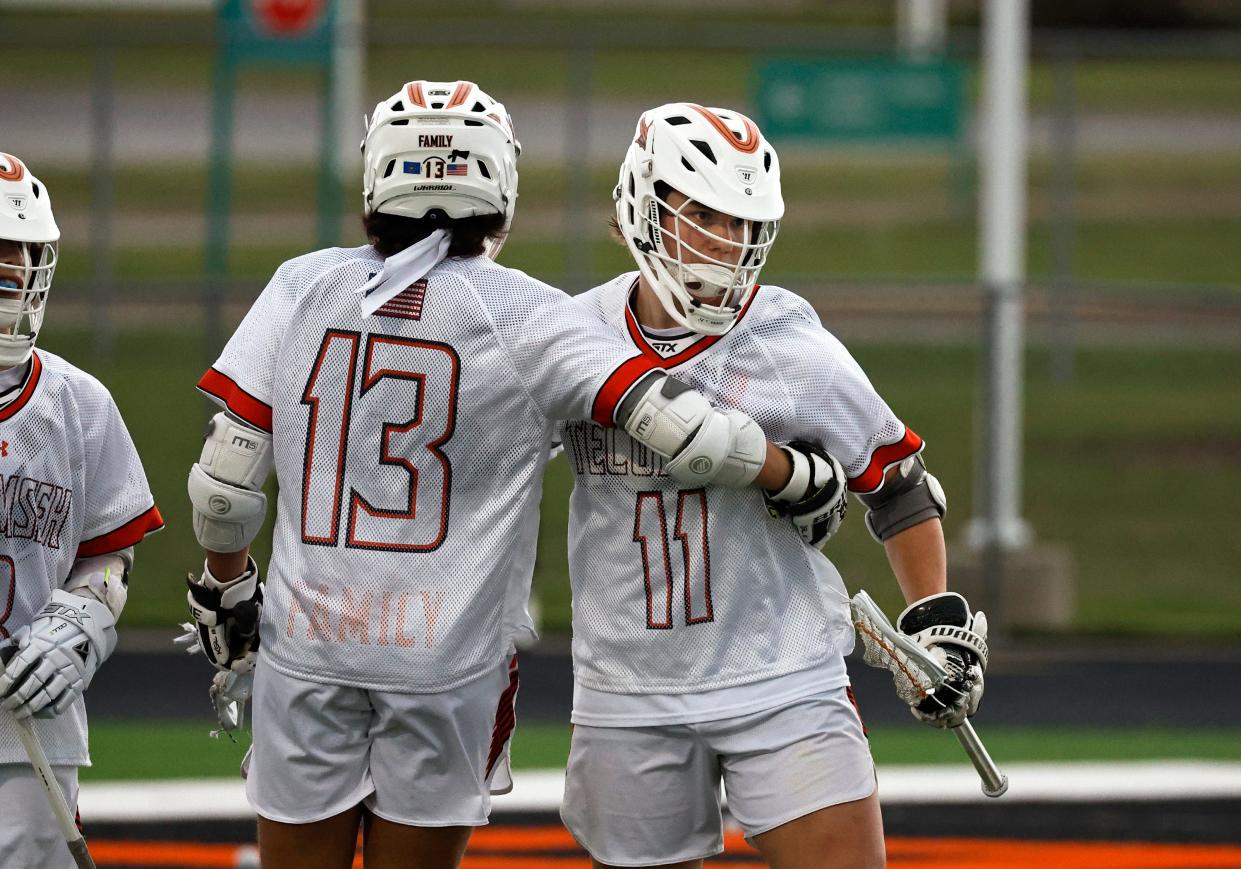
[0,763,79,869]
[246,654,519,826]
[561,687,875,866]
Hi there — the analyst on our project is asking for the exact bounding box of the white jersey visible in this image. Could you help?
[562,274,924,719]
[200,248,661,693]
[0,350,163,765]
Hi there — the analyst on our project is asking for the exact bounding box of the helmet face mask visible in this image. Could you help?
[361,81,520,259]
[615,104,783,335]
[640,186,778,331]
[0,152,59,369]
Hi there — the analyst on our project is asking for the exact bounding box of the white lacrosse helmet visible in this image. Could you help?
[0,152,59,369]
[362,80,520,258]
[615,103,783,335]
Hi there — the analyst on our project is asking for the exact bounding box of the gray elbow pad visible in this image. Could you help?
[856,454,947,543]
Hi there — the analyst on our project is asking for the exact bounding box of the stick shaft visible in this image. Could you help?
[953,719,1009,797]
[12,715,97,869]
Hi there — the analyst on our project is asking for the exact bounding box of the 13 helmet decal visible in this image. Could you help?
[362,80,520,259]
[615,103,783,336]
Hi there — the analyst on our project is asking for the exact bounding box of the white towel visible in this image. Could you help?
[357,228,452,316]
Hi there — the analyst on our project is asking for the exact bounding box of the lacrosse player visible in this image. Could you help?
[0,152,164,869]
[182,82,807,869]
[556,104,988,869]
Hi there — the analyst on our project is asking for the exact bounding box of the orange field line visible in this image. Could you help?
[88,833,1241,869]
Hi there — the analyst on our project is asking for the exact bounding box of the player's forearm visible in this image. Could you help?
[883,517,948,604]
[205,548,252,582]
[754,442,793,491]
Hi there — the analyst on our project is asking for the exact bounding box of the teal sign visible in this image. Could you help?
[755,59,965,142]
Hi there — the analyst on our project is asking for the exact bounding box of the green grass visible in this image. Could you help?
[36,148,1241,291]
[38,151,1241,214]
[47,215,1241,289]
[80,720,1241,781]
[32,329,1241,637]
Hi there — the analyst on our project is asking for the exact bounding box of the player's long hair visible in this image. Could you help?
[364,209,507,258]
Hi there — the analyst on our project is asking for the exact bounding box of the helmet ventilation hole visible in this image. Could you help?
[681,157,695,172]
[476,161,491,179]
[431,102,444,109]
[390,119,408,126]
[390,100,404,111]
[382,159,397,179]
[690,140,716,164]
[666,116,691,125]
[764,150,772,171]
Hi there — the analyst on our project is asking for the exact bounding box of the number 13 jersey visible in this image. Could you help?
[561,275,925,724]
[201,249,660,693]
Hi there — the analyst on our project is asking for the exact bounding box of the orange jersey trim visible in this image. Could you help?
[0,353,43,422]
[197,367,273,433]
[591,354,662,427]
[624,286,760,369]
[847,427,925,494]
[77,504,165,558]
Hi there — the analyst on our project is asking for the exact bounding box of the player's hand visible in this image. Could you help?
[177,558,262,674]
[0,590,118,719]
[763,440,848,547]
[897,592,988,728]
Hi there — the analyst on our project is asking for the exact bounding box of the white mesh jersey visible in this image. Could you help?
[0,350,164,765]
[561,273,924,708]
[199,248,661,692]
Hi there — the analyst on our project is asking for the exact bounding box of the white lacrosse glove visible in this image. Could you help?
[0,590,118,719]
[207,668,254,736]
[175,558,263,674]
[897,592,989,729]
[763,441,848,547]
[663,408,767,489]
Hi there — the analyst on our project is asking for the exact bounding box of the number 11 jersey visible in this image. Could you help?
[562,275,925,724]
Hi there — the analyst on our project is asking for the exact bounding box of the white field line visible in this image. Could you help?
[78,761,1241,822]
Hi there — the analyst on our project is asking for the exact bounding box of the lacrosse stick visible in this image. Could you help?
[850,590,1008,797]
[10,714,97,868]
[1,639,97,867]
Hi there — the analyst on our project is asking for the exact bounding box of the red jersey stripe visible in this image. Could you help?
[0,353,43,422]
[624,287,761,368]
[197,368,273,432]
[848,427,925,494]
[77,505,165,557]
[485,655,520,778]
[591,354,662,427]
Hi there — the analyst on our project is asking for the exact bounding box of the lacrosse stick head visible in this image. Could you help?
[850,590,949,707]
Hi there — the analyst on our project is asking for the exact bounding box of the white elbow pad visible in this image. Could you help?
[64,550,131,620]
[617,373,766,488]
[188,412,273,552]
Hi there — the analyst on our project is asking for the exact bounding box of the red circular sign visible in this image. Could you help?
[249,0,326,36]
